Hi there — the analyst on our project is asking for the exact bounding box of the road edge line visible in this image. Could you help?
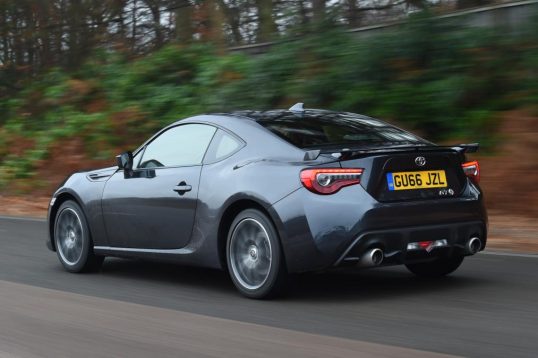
[481,250,538,258]
[0,215,46,222]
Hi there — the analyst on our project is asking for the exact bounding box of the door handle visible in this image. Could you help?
[173,181,192,195]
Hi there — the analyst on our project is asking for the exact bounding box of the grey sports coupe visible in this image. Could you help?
[47,103,487,298]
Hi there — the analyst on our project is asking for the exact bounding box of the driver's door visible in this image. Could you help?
[101,123,217,249]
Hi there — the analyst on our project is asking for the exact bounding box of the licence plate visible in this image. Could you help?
[387,170,447,191]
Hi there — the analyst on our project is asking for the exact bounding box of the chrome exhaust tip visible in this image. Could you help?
[358,248,384,267]
[466,237,482,255]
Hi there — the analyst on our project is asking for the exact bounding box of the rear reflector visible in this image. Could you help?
[407,239,448,252]
[300,168,363,195]
[462,160,480,184]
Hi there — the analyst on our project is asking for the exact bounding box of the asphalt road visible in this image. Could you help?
[1,216,537,357]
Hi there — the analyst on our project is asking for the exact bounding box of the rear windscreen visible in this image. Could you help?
[256,112,426,149]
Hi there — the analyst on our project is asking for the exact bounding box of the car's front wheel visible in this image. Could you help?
[405,254,464,278]
[54,200,104,273]
[226,209,287,299]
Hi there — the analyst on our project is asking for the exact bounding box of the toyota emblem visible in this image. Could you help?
[415,156,426,166]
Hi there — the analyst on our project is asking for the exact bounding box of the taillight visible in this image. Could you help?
[462,160,480,184]
[300,168,363,194]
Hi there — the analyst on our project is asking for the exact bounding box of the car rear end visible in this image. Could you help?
[323,149,485,266]
[255,109,487,273]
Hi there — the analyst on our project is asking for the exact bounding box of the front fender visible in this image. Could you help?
[47,171,111,251]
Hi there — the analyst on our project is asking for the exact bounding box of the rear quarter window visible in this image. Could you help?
[204,129,243,163]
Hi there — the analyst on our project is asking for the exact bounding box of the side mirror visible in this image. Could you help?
[116,151,133,171]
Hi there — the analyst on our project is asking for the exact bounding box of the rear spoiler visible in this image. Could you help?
[303,143,479,161]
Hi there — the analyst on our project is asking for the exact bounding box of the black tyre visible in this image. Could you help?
[54,200,104,273]
[405,254,464,278]
[226,209,287,299]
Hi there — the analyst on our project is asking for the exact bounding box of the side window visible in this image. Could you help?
[138,124,216,168]
[204,130,243,163]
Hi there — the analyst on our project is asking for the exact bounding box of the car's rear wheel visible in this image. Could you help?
[405,254,464,278]
[54,200,104,273]
[226,209,287,299]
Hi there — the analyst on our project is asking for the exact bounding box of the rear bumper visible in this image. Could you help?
[270,182,487,273]
[336,220,486,267]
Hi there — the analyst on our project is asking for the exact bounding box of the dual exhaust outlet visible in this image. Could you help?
[358,248,384,268]
[357,236,482,267]
[466,237,482,255]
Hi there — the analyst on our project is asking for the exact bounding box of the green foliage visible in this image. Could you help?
[0,11,537,192]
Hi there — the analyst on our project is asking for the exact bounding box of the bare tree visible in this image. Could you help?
[0,0,470,78]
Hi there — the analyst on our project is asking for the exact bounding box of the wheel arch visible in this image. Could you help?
[217,198,287,270]
[48,191,85,251]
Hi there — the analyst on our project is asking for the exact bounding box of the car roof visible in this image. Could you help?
[180,107,417,140]
[226,109,379,122]
[212,107,431,149]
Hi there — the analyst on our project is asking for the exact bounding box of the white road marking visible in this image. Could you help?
[0,215,46,222]
[481,250,538,258]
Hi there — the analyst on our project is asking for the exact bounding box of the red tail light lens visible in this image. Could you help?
[462,160,480,184]
[300,168,364,194]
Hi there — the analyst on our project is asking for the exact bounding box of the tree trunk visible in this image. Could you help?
[145,0,164,49]
[255,0,275,42]
[25,3,35,70]
[312,0,326,24]
[215,0,241,44]
[202,0,225,48]
[37,1,52,68]
[11,7,23,67]
[175,0,194,43]
[54,0,65,64]
[132,0,138,52]
[346,0,360,28]
[0,6,10,65]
